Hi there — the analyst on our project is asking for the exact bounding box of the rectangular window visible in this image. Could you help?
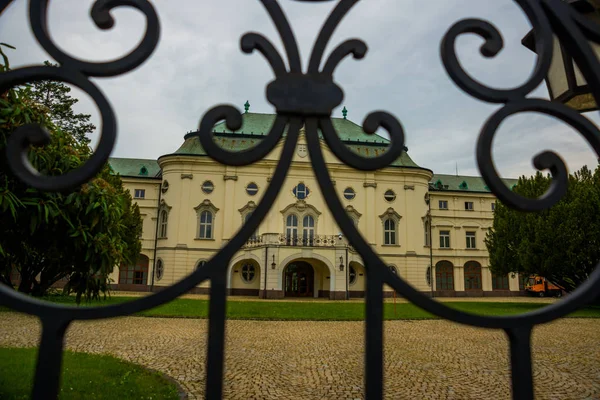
[424,220,431,246]
[491,202,496,211]
[439,230,450,248]
[466,231,476,249]
[134,189,145,199]
[439,200,448,210]
[492,274,509,290]
[465,201,474,211]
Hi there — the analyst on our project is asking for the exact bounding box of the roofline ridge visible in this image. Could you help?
[108,157,159,162]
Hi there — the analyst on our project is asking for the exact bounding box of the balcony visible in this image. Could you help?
[243,234,342,248]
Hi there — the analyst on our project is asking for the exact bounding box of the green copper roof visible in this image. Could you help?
[172,112,420,168]
[108,157,161,178]
[430,174,518,193]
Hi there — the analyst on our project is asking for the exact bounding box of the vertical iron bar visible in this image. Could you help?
[32,316,71,400]
[365,268,384,399]
[505,325,534,400]
[205,267,228,400]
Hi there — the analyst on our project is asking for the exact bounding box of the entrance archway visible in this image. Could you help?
[283,261,314,297]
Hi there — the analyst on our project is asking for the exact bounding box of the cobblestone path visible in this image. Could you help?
[0,313,598,399]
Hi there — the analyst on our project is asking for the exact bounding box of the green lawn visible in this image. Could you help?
[0,347,181,400]
[2,295,598,320]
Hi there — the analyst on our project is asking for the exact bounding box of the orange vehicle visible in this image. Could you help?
[524,275,564,297]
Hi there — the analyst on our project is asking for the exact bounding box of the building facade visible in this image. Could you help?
[109,111,523,299]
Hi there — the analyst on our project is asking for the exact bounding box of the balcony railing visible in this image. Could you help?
[279,234,338,247]
[243,234,341,248]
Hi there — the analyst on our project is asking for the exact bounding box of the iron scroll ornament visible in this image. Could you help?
[0,1,599,400]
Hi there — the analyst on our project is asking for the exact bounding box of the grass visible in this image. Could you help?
[0,347,181,400]
[2,294,599,320]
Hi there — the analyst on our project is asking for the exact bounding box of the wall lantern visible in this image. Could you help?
[339,256,344,271]
[271,254,276,269]
[522,0,600,112]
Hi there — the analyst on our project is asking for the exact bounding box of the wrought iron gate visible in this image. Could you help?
[1,1,600,399]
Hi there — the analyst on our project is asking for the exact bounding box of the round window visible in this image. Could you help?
[293,183,310,200]
[343,187,356,200]
[384,190,396,202]
[202,181,214,194]
[246,182,259,196]
[349,266,357,285]
[155,259,164,281]
[241,263,256,283]
[161,180,169,194]
[389,265,398,275]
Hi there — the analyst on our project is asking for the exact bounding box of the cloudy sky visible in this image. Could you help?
[1,0,598,179]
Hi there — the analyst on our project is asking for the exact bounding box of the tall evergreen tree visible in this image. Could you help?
[28,61,95,146]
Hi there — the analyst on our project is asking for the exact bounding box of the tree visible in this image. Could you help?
[28,61,95,146]
[0,45,142,302]
[486,166,600,293]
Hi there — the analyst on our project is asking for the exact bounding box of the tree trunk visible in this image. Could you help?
[17,276,34,294]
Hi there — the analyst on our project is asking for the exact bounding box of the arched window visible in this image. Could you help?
[384,218,396,245]
[198,210,214,239]
[435,261,454,290]
[302,215,315,245]
[159,209,168,238]
[286,214,298,245]
[464,261,482,290]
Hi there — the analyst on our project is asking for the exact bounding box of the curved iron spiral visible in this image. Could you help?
[1,0,160,192]
[2,0,600,399]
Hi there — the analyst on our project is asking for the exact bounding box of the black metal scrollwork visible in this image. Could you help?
[1,0,600,399]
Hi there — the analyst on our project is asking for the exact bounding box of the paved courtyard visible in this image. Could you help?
[0,313,598,399]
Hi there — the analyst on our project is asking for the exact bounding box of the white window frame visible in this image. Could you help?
[384,218,396,245]
[439,230,451,248]
[158,209,168,238]
[466,231,476,249]
[134,189,145,199]
[465,201,474,211]
[198,210,214,239]
[286,214,299,244]
[302,214,315,245]
[194,200,219,240]
[439,200,448,210]
[294,183,309,200]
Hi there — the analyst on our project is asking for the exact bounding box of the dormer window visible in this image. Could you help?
[459,181,468,190]
[139,166,148,176]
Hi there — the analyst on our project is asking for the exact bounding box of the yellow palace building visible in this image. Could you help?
[108,107,523,299]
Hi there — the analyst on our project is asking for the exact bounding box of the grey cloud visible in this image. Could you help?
[1,0,598,178]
